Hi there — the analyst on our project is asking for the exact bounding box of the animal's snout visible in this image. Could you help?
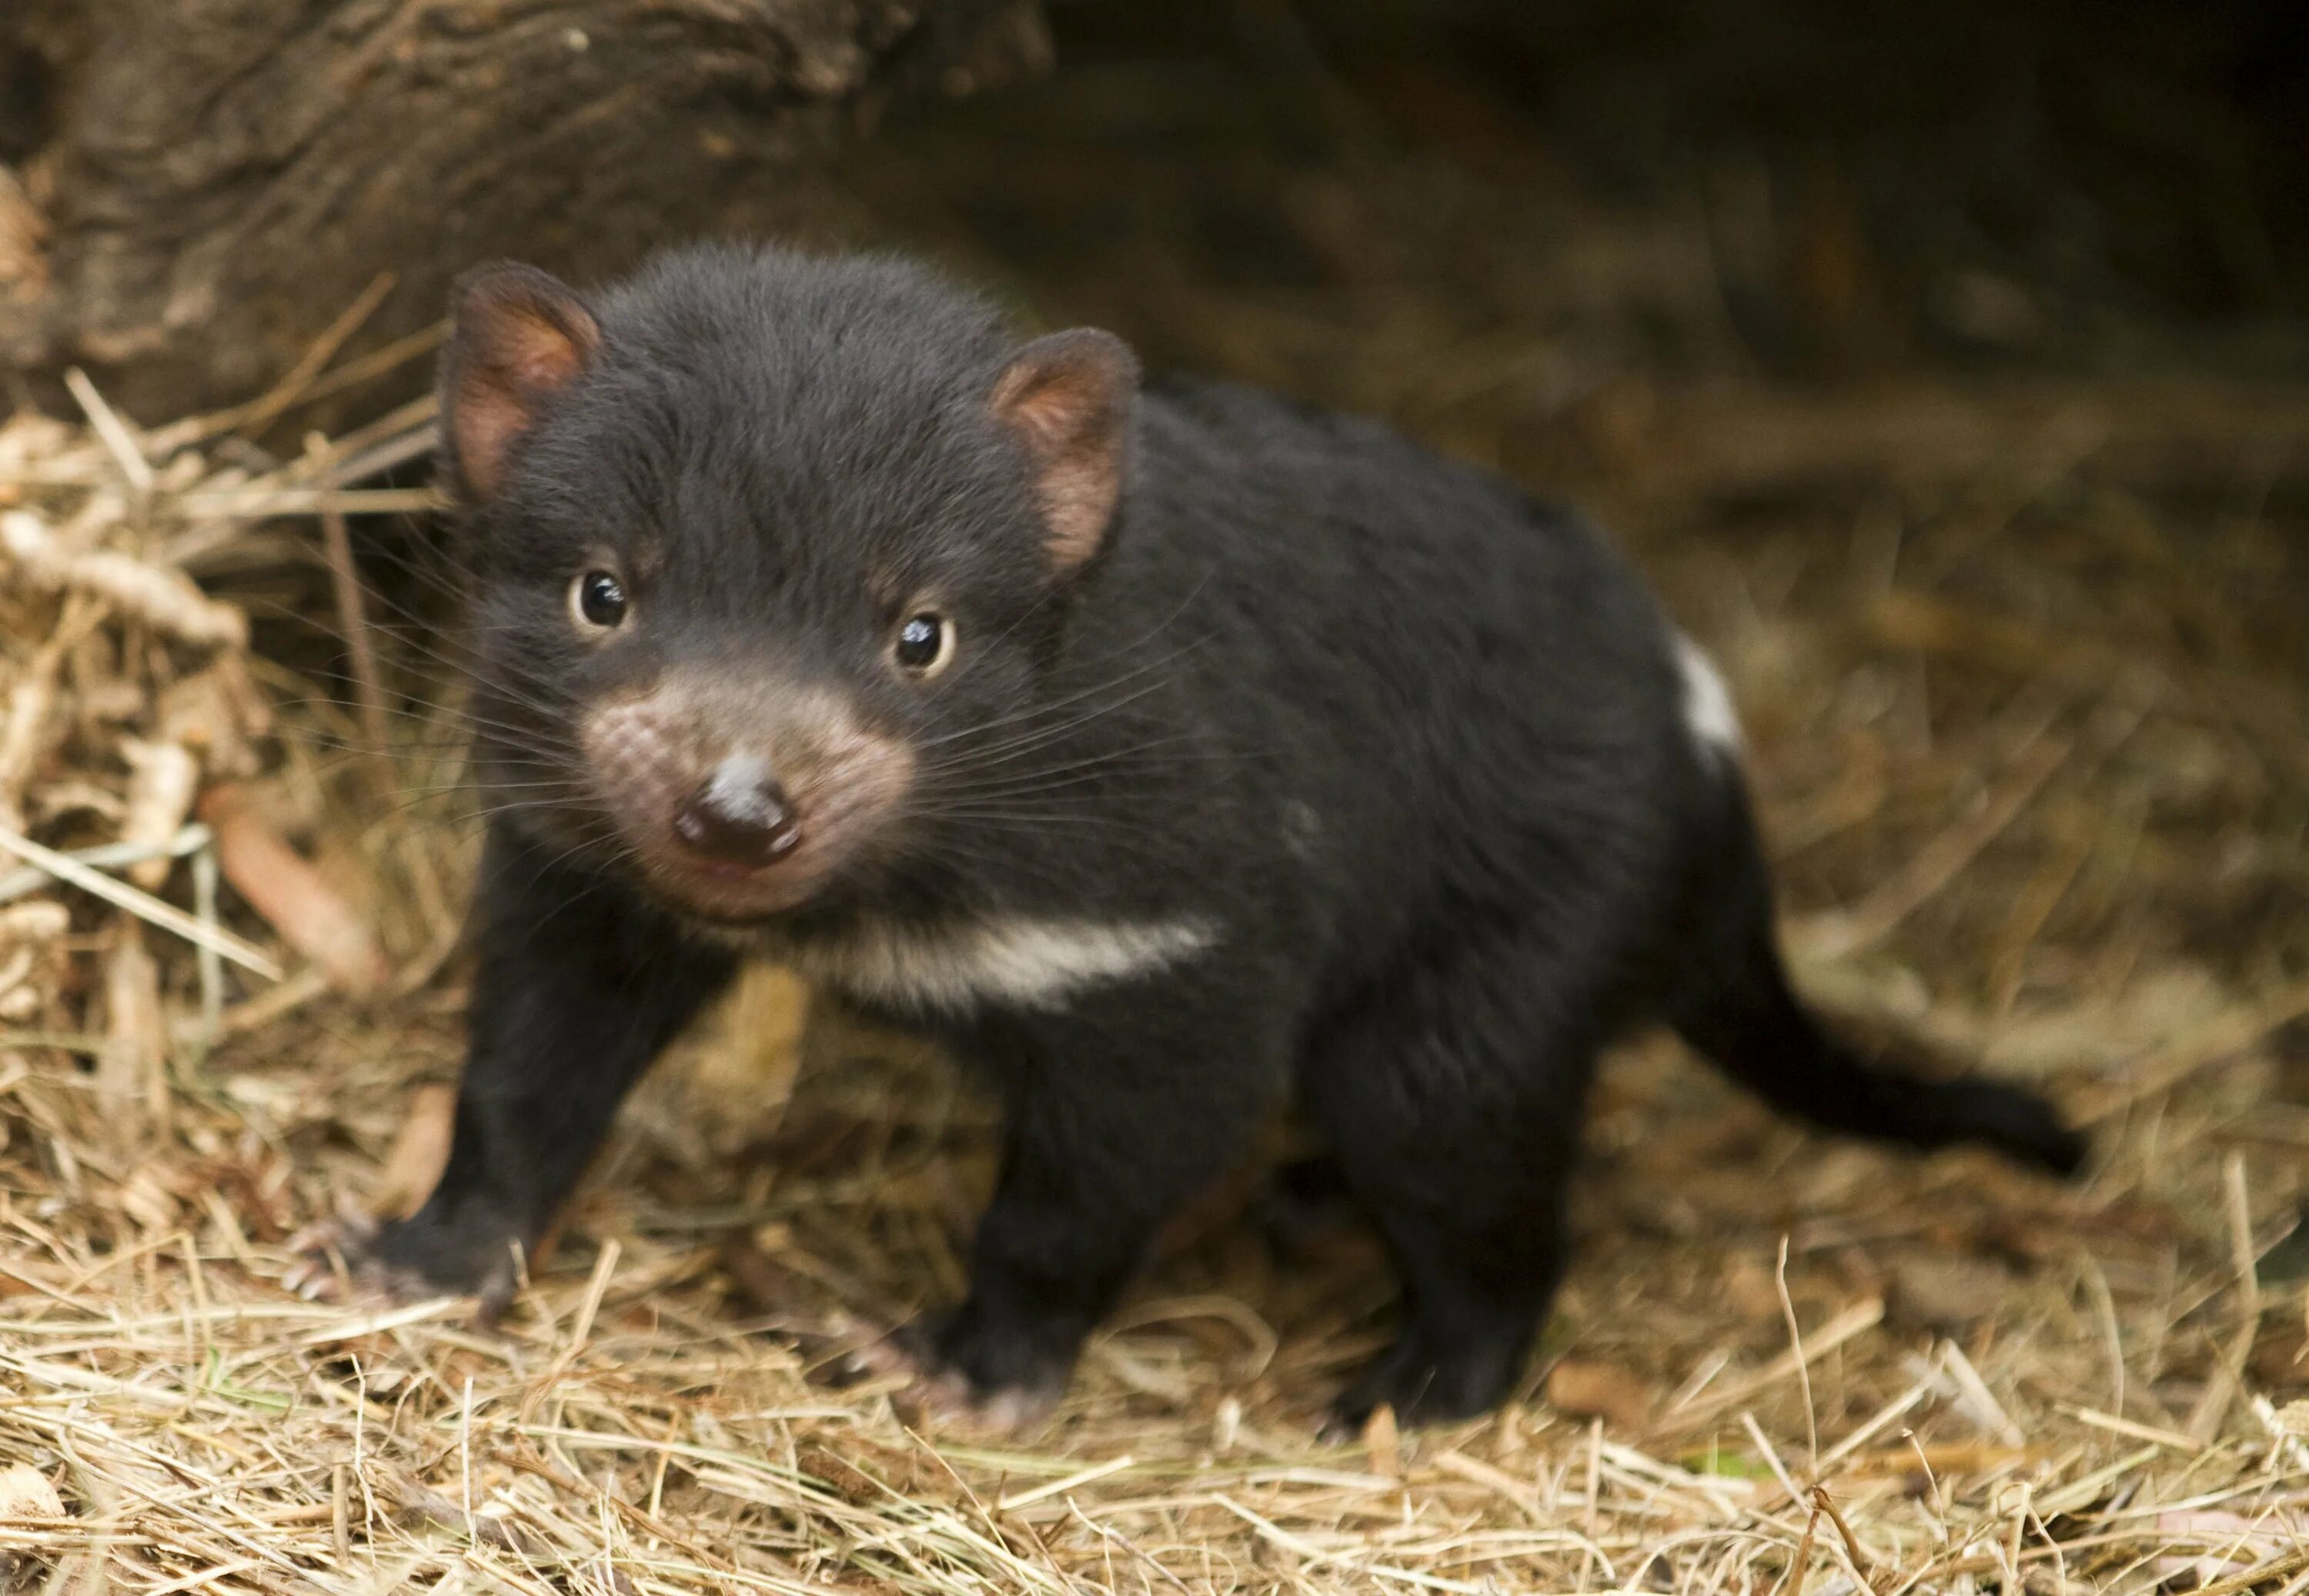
[672,756,800,869]
[583,679,914,917]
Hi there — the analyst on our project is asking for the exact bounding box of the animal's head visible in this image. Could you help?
[435,245,1140,922]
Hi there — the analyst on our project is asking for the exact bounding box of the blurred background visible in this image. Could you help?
[852,0,2309,383]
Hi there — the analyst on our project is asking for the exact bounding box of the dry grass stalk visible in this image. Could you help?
[1,509,247,649]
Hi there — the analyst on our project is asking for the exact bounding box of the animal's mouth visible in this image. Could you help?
[623,828,834,922]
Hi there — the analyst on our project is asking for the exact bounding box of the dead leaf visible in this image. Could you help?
[1545,1358,1653,1431]
[1362,1401,1403,1477]
[200,782,388,993]
[375,1083,458,1220]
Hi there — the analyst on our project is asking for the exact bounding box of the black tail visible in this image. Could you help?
[1674,947,2087,1175]
[1669,785,2087,1177]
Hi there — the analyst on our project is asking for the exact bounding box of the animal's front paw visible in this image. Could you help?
[282,1195,528,1321]
[282,1203,386,1303]
[831,1308,1074,1436]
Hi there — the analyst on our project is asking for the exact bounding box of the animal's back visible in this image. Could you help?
[1114,378,1701,997]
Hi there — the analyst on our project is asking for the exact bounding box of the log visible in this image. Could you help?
[0,0,1048,426]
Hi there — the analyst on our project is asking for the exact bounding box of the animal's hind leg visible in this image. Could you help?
[1302,929,1602,1432]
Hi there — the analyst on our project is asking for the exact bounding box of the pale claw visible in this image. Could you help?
[280,1200,380,1303]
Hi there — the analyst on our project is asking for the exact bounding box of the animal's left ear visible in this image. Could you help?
[988,329,1138,576]
[437,262,601,503]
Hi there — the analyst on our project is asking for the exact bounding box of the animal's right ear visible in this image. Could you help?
[988,329,1138,578]
[436,263,600,502]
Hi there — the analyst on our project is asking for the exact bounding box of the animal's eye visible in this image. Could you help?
[892,612,955,678]
[571,569,628,631]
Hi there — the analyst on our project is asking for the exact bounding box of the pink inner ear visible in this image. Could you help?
[991,332,1135,573]
[510,338,586,394]
[444,271,600,501]
[453,387,534,503]
[1031,438,1122,573]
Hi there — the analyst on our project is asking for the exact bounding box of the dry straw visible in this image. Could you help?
[2,314,2308,1596]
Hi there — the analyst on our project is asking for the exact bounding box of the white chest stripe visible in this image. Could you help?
[791,915,1219,1013]
[1672,632,1743,757]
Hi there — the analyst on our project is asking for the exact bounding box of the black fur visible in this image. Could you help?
[359,242,2084,1428]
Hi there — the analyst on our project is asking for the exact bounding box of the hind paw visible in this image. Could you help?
[1322,1316,1532,1439]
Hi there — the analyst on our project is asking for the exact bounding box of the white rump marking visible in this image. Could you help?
[1672,632,1743,758]
[790,914,1219,1014]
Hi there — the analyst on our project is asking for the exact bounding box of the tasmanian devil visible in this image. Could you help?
[301,242,2084,1431]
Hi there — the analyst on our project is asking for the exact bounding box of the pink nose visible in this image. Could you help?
[671,760,800,868]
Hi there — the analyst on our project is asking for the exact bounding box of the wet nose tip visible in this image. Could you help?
[672,765,800,868]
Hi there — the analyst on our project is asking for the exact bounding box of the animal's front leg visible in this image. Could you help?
[295,820,735,1314]
[923,1000,1278,1423]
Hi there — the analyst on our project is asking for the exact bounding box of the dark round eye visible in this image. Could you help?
[571,569,627,630]
[893,612,954,677]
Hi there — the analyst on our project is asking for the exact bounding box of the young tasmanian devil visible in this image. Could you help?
[299,242,2083,1431]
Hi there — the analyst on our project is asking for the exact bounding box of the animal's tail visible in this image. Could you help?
[1670,782,2086,1177]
